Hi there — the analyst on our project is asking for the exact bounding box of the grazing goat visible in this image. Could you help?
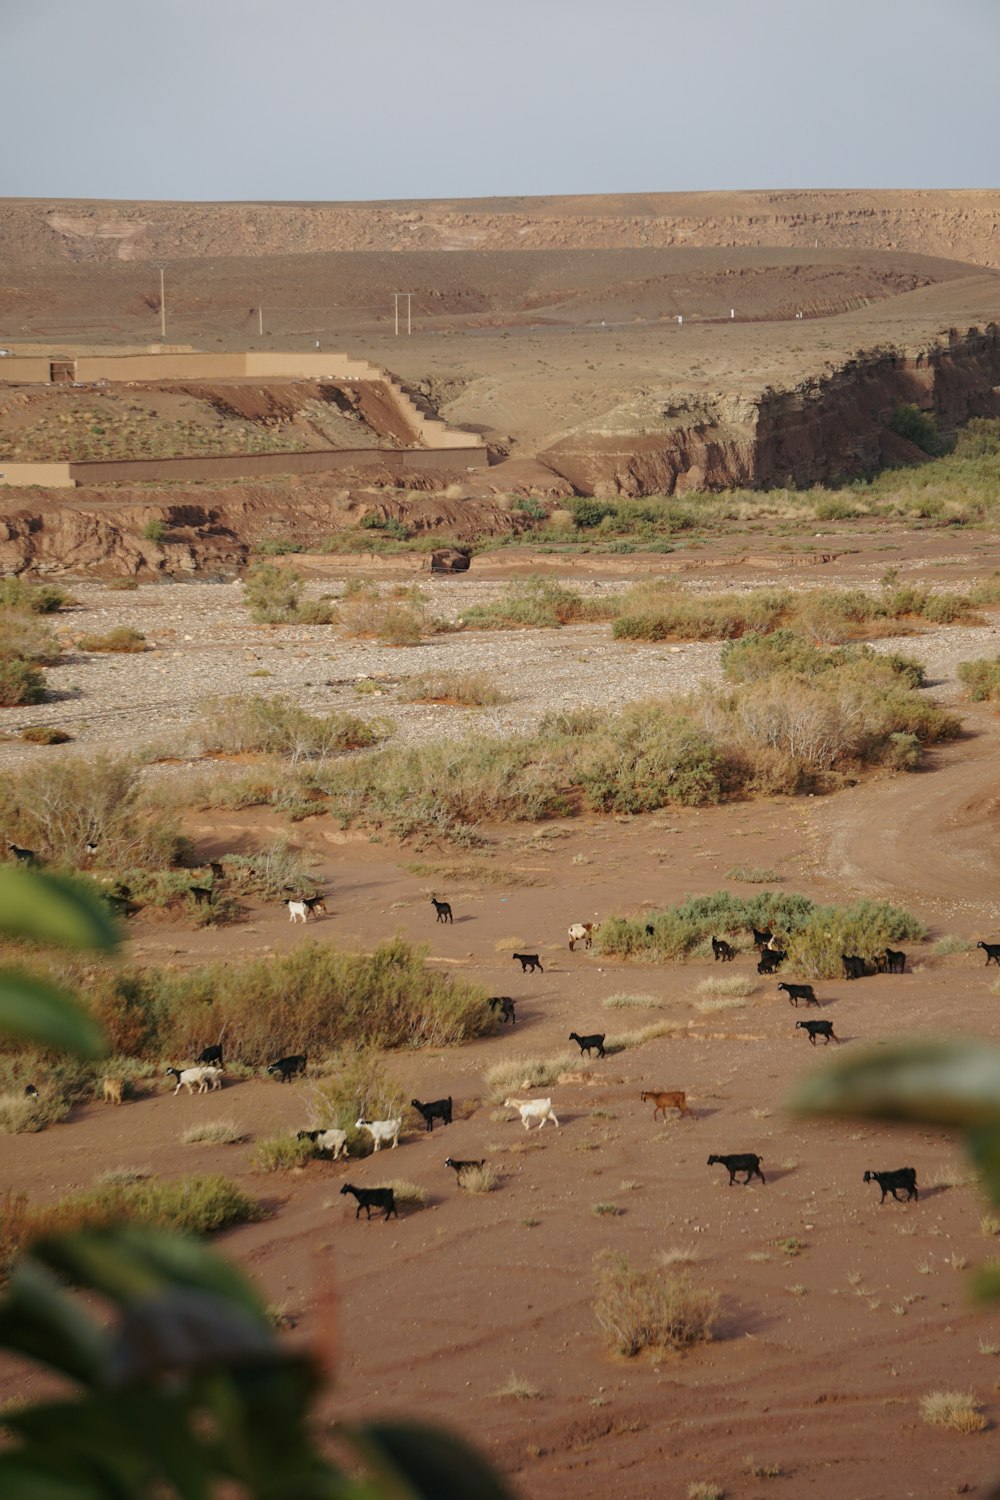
[707,1152,765,1185]
[23,1083,38,1099]
[751,927,773,950]
[355,1116,403,1151]
[645,923,656,937]
[102,1077,124,1106]
[297,1127,349,1160]
[488,996,516,1025]
[757,948,786,975]
[503,1096,559,1130]
[796,1019,839,1045]
[267,1054,307,1083]
[778,982,819,1008]
[8,843,37,864]
[444,1157,485,1180]
[287,900,310,924]
[884,948,906,974]
[196,1033,226,1070]
[431,896,453,924]
[568,1031,606,1059]
[864,1167,918,1203]
[340,1183,397,1220]
[209,861,225,881]
[189,886,213,906]
[640,1089,691,1120]
[711,935,735,963]
[977,942,1000,967]
[298,894,327,917]
[568,922,595,951]
[410,1097,452,1132]
[512,953,543,973]
[166,1065,222,1095]
[842,954,867,981]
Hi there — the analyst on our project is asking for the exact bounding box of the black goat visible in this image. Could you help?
[431,897,453,924]
[267,1053,307,1083]
[196,1043,224,1069]
[8,843,37,864]
[209,861,225,881]
[189,886,213,906]
[568,1031,606,1059]
[711,935,735,962]
[864,1168,918,1203]
[645,923,656,937]
[488,996,516,1024]
[796,1019,839,1045]
[977,942,1000,967]
[757,948,786,975]
[24,1083,38,1099]
[842,954,867,981]
[778,982,818,1008]
[411,1097,452,1132]
[707,1152,765,1186]
[444,1157,485,1180]
[513,953,543,973]
[301,894,327,916]
[340,1183,397,1220]
[884,948,906,974]
[751,927,773,950]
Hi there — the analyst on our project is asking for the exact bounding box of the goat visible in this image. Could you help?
[640,1089,691,1120]
[778,982,819,1008]
[196,1044,224,1069]
[431,896,453,924]
[340,1183,397,1220]
[796,1019,839,1045]
[355,1115,403,1151]
[711,935,735,963]
[864,1167,918,1203]
[303,894,327,916]
[568,1031,606,1059]
[568,922,595,951]
[8,843,37,865]
[707,1152,765,1185]
[842,954,867,981]
[978,942,1000,967]
[757,948,786,975]
[645,923,656,937]
[23,1083,38,1099]
[884,948,906,974]
[287,900,310,924]
[189,886,213,906]
[102,1077,124,1106]
[410,1097,452,1132]
[444,1156,485,1180]
[267,1054,307,1084]
[488,996,516,1025]
[165,1065,223,1095]
[503,1096,559,1130]
[297,1127,349,1161]
[209,861,225,881]
[751,926,773,950]
[512,953,543,973]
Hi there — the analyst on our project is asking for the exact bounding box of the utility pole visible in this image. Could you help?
[155,266,166,339]
[393,292,413,335]
[258,305,264,337]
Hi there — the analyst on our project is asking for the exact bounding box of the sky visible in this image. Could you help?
[3,0,998,201]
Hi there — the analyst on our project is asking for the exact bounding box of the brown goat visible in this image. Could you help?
[102,1077,124,1106]
[640,1089,692,1121]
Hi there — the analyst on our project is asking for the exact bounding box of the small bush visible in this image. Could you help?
[725,864,782,883]
[958,657,1000,702]
[696,975,756,998]
[495,1373,543,1400]
[243,563,335,625]
[197,695,385,762]
[919,1390,988,1434]
[457,1162,500,1193]
[214,839,319,902]
[0,577,66,613]
[181,1119,248,1146]
[0,753,178,867]
[253,1135,315,1172]
[0,610,60,665]
[19,724,71,745]
[934,935,973,956]
[485,1054,579,1098]
[104,577,139,591]
[76,627,146,653]
[398,671,510,706]
[889,404,948,457]
[142,518,168,543]
[461,577,617,630]
[688,1485,725,1500]
[603,993,660,1009]
[0,659,46,706]
[593,1251,719,1356]
[380,1179,427,1210]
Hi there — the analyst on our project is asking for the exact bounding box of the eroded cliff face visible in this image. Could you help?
[541,325,1000,497]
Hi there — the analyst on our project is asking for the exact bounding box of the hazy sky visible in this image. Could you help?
[4,0,998,201]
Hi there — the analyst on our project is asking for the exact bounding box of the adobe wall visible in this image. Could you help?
[67,446,487,485]
[0,462,75,488]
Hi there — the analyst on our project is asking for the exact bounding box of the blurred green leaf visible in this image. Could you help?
[0,1259,106,1385]
[0,971,106,1058]
[34,1230,266,1318]
[0,866,119,951]
[347,1422,517,1500]
[789,1040,1000,1129]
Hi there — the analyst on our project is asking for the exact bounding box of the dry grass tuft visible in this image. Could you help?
[603,992,660,1009]
[182,1119,249,1146]
[593,1251,718,1356]
[485,1054,577,1097]
[688,1484,725,1500]
[919,1390,988,1433]
[695,974,757,998]
[495,1373,543,1401]
[455,1162,500,1194]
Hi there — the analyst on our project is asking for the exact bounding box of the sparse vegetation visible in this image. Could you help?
[593,1251,719,1356]
[958,655,1000,702]
[457,1162,500,1193]
[196,695,386,761]
[485,1054,578,1098]
[19,724,72,744]
[0,659,47,706]
[495,1373,543,1401]
[0,578,67,614]
[0,753,179,868]
[76,627,147,653]
[919,1391,988,1434]
[242,563,335,625]
[398,671,511,706]
[725,864,783,883]
[253,1134,315,1172]
[181,1119,249,1146]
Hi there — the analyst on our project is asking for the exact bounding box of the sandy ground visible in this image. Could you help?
[3,532,1000,1497]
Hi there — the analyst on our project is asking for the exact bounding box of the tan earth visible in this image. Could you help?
[3,191,1000,1497]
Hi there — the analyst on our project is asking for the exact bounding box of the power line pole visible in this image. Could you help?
[258,305,264,336]
[393,292,413,334]
[155,266,166,339]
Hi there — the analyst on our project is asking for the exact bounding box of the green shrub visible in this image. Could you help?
[958,657,1000,702]
[0,659,46,706]
[460,577,617,630]
[213,839,319,902]
[242,563,335,625]
[141,518,168,543]
[889,404,949,457]
[19,724,71,745]
[576,704,728,812]
[104,576,139,591]
[0,611,60,665]
[253,1135,315,1172]
[0,578,67,613]
[398,671,510,706]
[567,498,617,529]
[76,627,146,653]
[197,695,386,761]
[0,754,178,868]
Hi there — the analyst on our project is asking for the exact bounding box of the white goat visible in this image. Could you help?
[166,1065,223,1095]
[503,1096,559,1130]
[297,1127,349,1160]
[355,1115,403,1151]
[287,900,308,924]
[568,922,595,951]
